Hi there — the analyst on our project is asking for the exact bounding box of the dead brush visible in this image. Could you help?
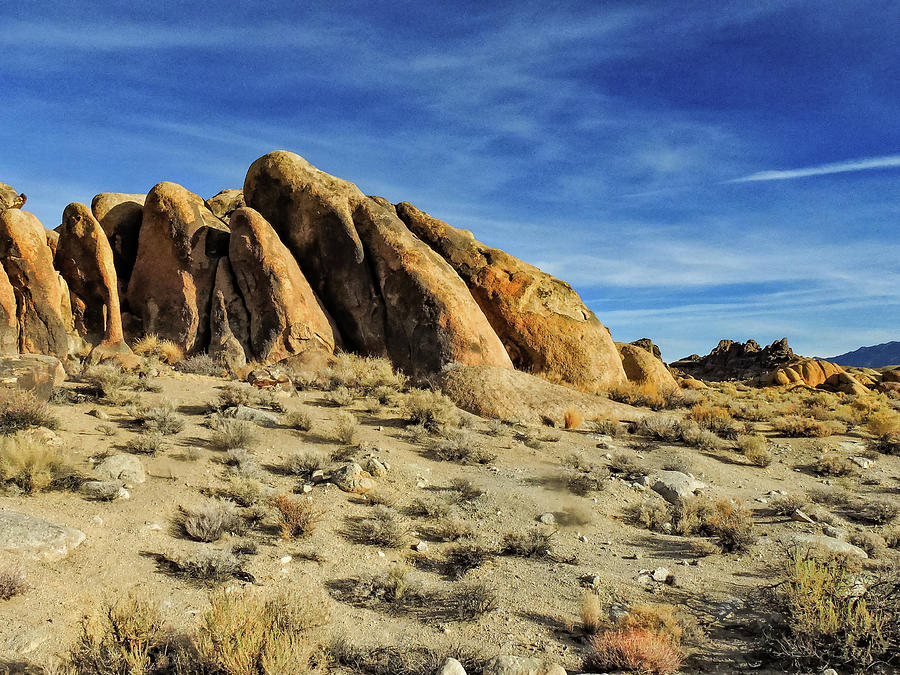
[273,494,322,539]
[813,454,854,477]
[580,591,606,634]
[735,433,772,467]
[281,450,325,478]
[0,566,28,600]
[429,429,496,465]
[0,389,60,434]
[284,408,313,431]
[501,528,555,558]
[333,411,357,445]
[584,628,683,674]
[124,432,167,455]
[216,381,257,409]
[771,494,809,516]
[443,541,495,578]
[563,407,582,429]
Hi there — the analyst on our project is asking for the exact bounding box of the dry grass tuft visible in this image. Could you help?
[0,389,59,434]
[584,628,683,675]
[0,434,79,494]
[0,566,28,600]
[563,407,582,429]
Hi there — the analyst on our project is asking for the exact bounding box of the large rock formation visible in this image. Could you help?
[672,338,798,382]
[396,201,626,392]
[616,342,678,393]
[762,358,844,388]
[244,151,512,376]
[0,182,26,211]
[0,354,66,400]
[54,203,127,349]
[91,193,145,296]
[0,265,18,354]
[127,182,229,352]
[0,209,71,357]
[228,207,336,363]
[206,189,244,220]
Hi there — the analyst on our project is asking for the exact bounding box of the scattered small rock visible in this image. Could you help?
[82,481,129,501]
[438,658,467,675]
[651,470,707,505]
[791,509,815,524]
[482,655,566,675]
[95,454,146,484]
[537,512,556,525]
[330,463,375,494]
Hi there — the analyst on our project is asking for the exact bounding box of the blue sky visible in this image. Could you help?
[3,1,898,361]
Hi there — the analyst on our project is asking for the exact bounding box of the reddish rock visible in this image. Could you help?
[244,151,512,376]
[0,183,26,211]
[396,201,625,391]
[0,265,18,354]
[205,189,244,220]
[0,354,66,400]
[127,182,229,352]
[54,203,128,350]
[0,209,70,357]
[227,207,336,363]
[45,229,59,257]
[211,257,251,354]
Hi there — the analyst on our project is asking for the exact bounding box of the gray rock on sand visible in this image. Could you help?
[0,509,85,560]
[482,656,566,675]
[95,454,146,483]
[651,470,707,505]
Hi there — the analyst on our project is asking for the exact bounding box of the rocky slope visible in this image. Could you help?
[830,340,900,368]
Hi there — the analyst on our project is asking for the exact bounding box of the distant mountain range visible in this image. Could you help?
[829,341,900,368]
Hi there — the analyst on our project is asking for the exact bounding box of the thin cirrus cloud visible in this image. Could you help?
[727,154,900,183]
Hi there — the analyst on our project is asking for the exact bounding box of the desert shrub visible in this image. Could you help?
[176,353,222,376]
[566,470,606,496]
[323,353,406,395]
[425,517,473,542]
[608,453,646,479]
[607,382,672,411]
[884,527,900,549]
[563,407,582,429]
[774,415,843,438]
[669,497,755,552]
[771,494,808,516]
[345,505,407,548]
[807,486,852,506]
[590,418,622,436]
[0,434,79,494]
[448,477,485,503]
[221,475,269,508]
[681,426,725,451]
[871,432,900,455]
[282,451,324,478]
[735,434,772,466]
[584,628,682,675]
[689,401,741,439]
[581,591,605,634]
[194,586,328,674]
[66,593,166,674]
[273,494,322,539]
[210,419,257,452]
[0,566,27,600]
[217,382,257,409]
[849,531,887,558]
[661,454,694,474]
[635,499,673,532]
[813,454,854,477]
[162,548,246,583]
[328,639,488,675]
[866,408,900,438]
[403,389,459,432]
[135,402,185,435]
[180,500,242,542]
[124,433,167,455]
[284,409,313,432]
[0,390,59,434]
[764,548,900,672]
[81,364,140,401]
[333,411,357,445]
[429,430,496,465]
[501,529,554,558]
[407,497,451,520]
[443,541,495,578]
[620,603,684,644]
[854,499,900,525]
[637,415,682,443]
[327,385,354,407]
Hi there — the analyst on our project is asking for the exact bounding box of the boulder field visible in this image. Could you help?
[0,152,636,394]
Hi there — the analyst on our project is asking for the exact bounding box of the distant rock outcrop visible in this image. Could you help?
[830,341,900,368]
[244,151,512,377]
[672,338,798,381]
[396,201,626,391]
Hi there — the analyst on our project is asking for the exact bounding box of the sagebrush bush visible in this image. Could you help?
[689,401,742,439]
[0,434,78,494]
[284,409,313,431]
[210,419,257,451]
[124,433,167,455]
[774,415,843,438]
[0,390,59,434]
[175,353,223,376]
[443,541,495,578]
[333,411,357,445]
[501,529,554,558]
[765,548,900,672]
[771,494,808,516]
[135,402,185,435]
[866,408,900,438]
[180,499,242,542]
[282,451,324,478]
[735,434,772,466]
[813,454,854,477]
[404,389,459,431]
[345,505,407,548]
[323,353,406,395]
[429,429,496,465]
[217,382,257,409]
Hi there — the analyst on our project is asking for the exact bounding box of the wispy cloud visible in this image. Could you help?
[728,154,900,183]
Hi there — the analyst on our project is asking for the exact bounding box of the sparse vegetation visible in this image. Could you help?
[217,382,257,409]
[210,418,258,451]
[0,434,80,494]
[0,389,59,434]
[429,429,496,465]
[333,411,357,445]
[584,628,683,675]
[135,402,185,434]
[764,548,900,672]
[345,505,407,548]
[563,406,582,429]
[179,500,242,542]
[284,408,313,431]
[404,388,459,431]
[813,453,854,477]
[735,433,772,466]
[0,566,28,600]
[501,528,554,558]
[282,450,324,478]
[443,541,495,578]
[176,353,222,376]
[124,432,167,455]
[273,494,322,539]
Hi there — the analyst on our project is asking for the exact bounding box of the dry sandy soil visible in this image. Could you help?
[0,363,898,674]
